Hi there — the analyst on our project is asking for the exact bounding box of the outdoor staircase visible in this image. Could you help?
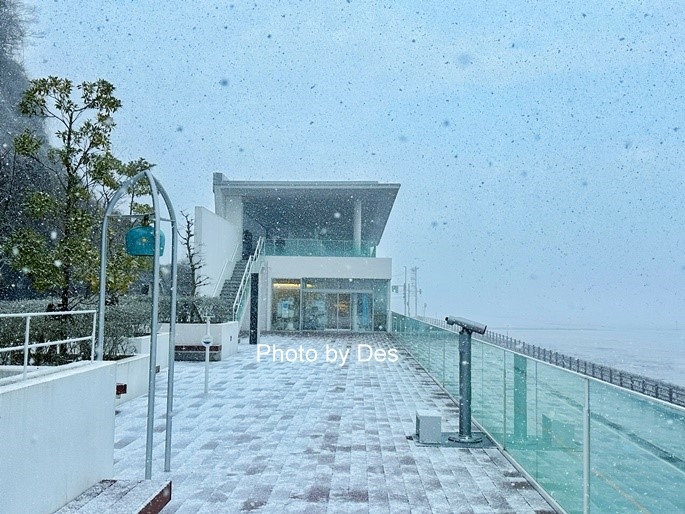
[219,259,249,313]
[175,259,250,362]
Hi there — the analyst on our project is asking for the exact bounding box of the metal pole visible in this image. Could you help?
[583,378,591,514]
[403,266,407,316]
[503,353,507,449]
[23,316,31,381]
[413,267,418,317]
[156,177,178,473]
[90,311,97,361]
[204,345,210,394]
[97,171,147,361]
[204,316,211,394]
[96,170,177,477]
[458,329,473,440]
[144,171,162,480]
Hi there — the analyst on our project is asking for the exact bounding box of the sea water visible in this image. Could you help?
[498,327,685,388]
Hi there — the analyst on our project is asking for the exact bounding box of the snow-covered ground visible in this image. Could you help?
[113,333,553,513]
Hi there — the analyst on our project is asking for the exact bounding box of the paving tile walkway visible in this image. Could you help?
[113,333,556,513]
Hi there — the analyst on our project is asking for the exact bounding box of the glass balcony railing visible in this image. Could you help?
[391,313,685,514]
[263,238,376,257]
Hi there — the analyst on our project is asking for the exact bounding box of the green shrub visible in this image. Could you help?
[158,295,230,324]
[0,293,232,365]
[0,299,96,364]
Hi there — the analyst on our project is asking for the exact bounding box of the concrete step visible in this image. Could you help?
[55,479,172,514]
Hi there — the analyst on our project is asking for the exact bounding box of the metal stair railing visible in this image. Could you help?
[231,237,264,322]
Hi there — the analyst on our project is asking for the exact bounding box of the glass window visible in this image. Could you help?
[271,279,300,331]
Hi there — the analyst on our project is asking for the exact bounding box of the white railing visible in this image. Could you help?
[232,256,253,321]
[231,237,265,321]
[0,310,97,381]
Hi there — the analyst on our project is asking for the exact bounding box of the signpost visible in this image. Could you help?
[202,316,213,394]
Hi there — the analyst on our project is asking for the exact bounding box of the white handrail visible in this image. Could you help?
[0,310,98,381]
[232,256,252,320]
[231,237,265,321]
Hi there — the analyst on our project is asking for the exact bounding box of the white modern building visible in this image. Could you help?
[195,175,400,333]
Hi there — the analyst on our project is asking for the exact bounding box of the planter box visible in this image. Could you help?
[128,332,171,369]
[115,332,172,406]
[113,354,149,406]
[174,344,222,362]
[161,322,239,360]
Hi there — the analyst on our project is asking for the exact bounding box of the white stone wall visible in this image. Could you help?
[171,322,240,358]
[195,205,241,297]
[114,354,150,406]
[129,331,171,370]
[0,362,116,514]
[264,256,392,280]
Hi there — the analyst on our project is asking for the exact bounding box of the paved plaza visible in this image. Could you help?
[113,333,555,513]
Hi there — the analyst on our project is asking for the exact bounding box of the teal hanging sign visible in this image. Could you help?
[125,226,165,256]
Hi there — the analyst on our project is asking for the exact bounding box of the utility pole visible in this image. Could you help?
[403,266,408,316]
[411,266,419,319]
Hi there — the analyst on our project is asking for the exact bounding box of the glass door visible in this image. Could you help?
[337,293,351,330]
[355,293,373,331]
[303,291,368,331]
[303,292,326,330]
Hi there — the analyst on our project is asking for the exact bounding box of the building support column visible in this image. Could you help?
[353,198,362,255]
[249,273,259,345]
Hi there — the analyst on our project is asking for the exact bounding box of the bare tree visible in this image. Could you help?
[0,0,30,57]
[179,210,208,298]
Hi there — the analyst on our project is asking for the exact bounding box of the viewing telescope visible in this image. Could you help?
[445,316,487,335]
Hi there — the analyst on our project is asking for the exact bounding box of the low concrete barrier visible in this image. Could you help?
[161,322,240,360]
[128,332,170,369]
[0,362,116,514]
[114,354,150,406]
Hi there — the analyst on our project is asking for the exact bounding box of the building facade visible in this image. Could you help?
[196,175,400,332]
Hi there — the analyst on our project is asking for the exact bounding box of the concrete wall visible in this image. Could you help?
[0,366,25,379]
[114,354,149,406]
[129,332,171,370]
[118,332,173,406]
[0,362,116,514]
[264,256,392,280]
[195,206,241,297]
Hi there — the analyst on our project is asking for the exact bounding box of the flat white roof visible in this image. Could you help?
[213,174,400,244]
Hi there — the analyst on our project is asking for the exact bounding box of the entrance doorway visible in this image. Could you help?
[302,291,373,331]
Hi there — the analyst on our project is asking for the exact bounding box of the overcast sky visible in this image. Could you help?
[22,1,685,330]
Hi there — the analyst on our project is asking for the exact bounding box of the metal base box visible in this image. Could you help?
[416,410,442,444]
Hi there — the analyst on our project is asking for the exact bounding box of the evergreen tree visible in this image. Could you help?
[7,76,153,309]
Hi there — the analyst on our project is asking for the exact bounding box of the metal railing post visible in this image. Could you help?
[583,378,591,514]
[23,315,31,380]
[503,352,507,449]
[90,311,97,361]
